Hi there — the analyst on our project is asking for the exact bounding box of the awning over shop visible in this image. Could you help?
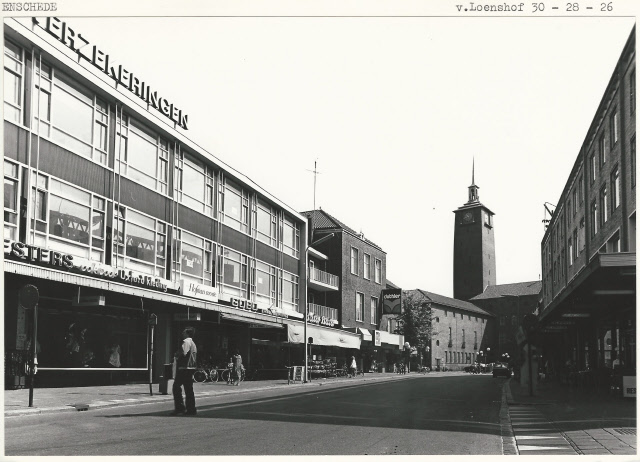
[286,322,361,349]
[221,313,285,328]
[357,328,372,341]
[378,330,404,349]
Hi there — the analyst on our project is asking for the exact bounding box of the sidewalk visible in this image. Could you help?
[506,377,637,455]
[4,372,412,418]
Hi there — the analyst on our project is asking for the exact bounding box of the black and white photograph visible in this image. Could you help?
[2,0,638,457]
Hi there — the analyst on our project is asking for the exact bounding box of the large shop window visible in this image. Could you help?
[4,40,23,124]
[256,199,278,247]
[4,160,20,240]
[218,178,249,233]
[282,215,300,258]
[280,269,299,312]
[29,172,107,261]
[33,64,109,165]
[217,246,248,298]
[114,206,167,277]
[34,306,148,370]
[116,115,169,194]
[174,151,214,215]
[172,228,213,286]
[255,260,277,307]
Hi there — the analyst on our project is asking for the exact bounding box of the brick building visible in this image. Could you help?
[470,281,542,364]
[302,210,403,371]
[404,289,493,371]
[537,26,636,384]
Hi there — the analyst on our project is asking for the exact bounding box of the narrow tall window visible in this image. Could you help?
[363,253,371,279]
[350,247,359,275]
[599,185,608,227]
[4,41,23,124]
[599,133,607,166]
[568,237,573,266]
[573,228,578,260]
[374,258,382,283]
[572,189,577,215]
[4,160,20,240]
[590,201,598,237]
[590,153,596,183]
[355,292,364,322]
[610,109,618,148]
[632,135,636,188]
[578,174,584,203]
[611,166,620,211]
[370,296,378,325]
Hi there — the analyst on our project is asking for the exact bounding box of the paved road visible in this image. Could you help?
[5,374,506,455]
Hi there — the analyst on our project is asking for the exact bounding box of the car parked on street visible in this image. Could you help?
[492,362,511,378]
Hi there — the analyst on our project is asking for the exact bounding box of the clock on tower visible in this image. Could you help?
[453,161,496,301]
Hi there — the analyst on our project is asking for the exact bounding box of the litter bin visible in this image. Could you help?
[159,363,174,395]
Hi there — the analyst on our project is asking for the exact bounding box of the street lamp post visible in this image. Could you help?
[304,233,335,383]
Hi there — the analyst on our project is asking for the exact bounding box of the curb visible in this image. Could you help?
[5,372,416,417]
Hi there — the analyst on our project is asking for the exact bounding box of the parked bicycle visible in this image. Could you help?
[193,363,220,383]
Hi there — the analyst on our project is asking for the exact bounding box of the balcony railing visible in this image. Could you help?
[308,267,339,290]
[307,303,338,324]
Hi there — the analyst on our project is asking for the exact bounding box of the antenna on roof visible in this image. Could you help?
[306,159,322,235]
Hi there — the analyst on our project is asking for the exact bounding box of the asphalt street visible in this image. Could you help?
[5,374,506,455]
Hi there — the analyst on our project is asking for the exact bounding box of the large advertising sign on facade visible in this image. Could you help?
[382,288,402,314]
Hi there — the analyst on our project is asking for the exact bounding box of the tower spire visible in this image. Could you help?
[467,158,479,204]
[472,157,475,186]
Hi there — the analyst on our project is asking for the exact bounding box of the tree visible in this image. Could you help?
[393,291,437,355]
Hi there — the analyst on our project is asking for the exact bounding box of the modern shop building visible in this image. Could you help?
[537,26,635,391]
[404,289,493,371]
[3,17,311,387]
[302,209,404,372]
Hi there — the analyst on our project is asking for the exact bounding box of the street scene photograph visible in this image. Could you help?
[2,1,637,458]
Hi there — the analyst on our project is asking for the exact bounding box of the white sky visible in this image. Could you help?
[7,2,637,297]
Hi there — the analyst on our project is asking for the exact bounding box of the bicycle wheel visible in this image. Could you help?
[193,369,207,383]
[209,368,219,382]
[221,369,230,383]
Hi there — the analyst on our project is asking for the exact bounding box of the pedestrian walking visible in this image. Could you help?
[231,349,242,386]
[349,356,357,378]
[171,326,198,416]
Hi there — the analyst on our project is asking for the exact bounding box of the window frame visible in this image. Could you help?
[599,184,608,227]
[281,214,300,259]
[355,291,364,322]
[4,39,24,125]
[350,247,360,276]
[113,205,167,277]
[174,150,214,216]
[374,258,382,284]
[172,227,213,286]
[116,114,169,194]
[610,109,618,148]
[370,296,378,325]
[4,160,20,241]
[217,245,249,299]
[363,253,371,280]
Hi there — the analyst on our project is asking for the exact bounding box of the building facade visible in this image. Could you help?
[537,27,636,386]
[470,281,542,366]
[453,165,497,301]
[405,289,493,371]
[4,17,311,387]
[302,210,404,372]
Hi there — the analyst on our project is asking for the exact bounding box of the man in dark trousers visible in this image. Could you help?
[171,326,198,416]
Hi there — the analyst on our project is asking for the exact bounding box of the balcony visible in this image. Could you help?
[308,267,339,292]
[307,303,339,326]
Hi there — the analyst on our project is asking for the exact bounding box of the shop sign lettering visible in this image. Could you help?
[306,312,334,326]
[32,17,189,130]
[179,280,218,302]
[4,239,178,293]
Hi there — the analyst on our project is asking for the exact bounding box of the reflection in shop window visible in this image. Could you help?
[116,115,168,193]
[174,151,214,216]
[281,270,299,312]
[255,260,277,307]
[217,246,248,298]
[33,63,109,165]
[4,160,20,240]
[282,215,300,258]
[29,173,107,261]
[256,199,278,247]
[34,306,148,370]
[172,228,213,285]
[113,206,166,277]
[218,177,249,233]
